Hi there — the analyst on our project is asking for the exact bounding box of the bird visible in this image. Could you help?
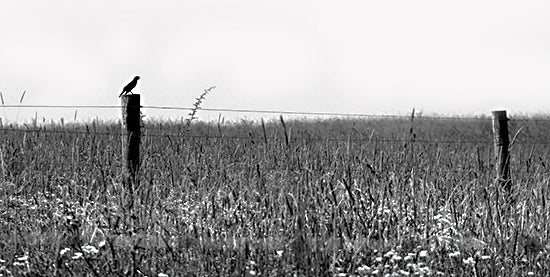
[118,76,140,97]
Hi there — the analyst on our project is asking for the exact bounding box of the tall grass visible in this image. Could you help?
[0,115,549,276]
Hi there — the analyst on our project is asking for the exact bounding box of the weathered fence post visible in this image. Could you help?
[492,110,511,191]
[121,94,141,191]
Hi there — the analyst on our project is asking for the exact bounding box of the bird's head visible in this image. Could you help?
[134,76,140,80]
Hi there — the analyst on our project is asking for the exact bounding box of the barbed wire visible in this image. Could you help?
[0,104,546,121]
[1,105,550,145]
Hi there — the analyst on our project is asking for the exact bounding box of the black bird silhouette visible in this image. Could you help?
[118,76,140,97]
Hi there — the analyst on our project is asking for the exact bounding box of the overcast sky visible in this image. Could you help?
[1,0,549,122]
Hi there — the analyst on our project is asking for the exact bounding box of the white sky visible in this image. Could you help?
[1,0,549,122]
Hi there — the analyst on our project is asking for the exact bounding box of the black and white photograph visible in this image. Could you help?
[1,1,550,276]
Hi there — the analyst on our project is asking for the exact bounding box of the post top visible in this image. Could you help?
[492,110,508,120]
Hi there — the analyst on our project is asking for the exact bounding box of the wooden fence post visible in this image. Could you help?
[492,110,511,191]
[121,94,141,190]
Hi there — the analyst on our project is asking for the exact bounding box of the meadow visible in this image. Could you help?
[0,113,549,276]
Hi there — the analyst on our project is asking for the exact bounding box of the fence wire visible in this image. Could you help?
[2,104,549,121]
[0,105,550,145]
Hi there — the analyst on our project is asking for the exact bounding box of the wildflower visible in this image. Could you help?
[391,255,402,262]
[357,265,371,274]
[384,249,396,258]
[375,256,383,263]
[521,258,528,263]
[463,257,475,266]
[98,240,106,248]
[82,245,99,255]
[16,255,28,262]
[480,255,491,260]
[404,252,416,261]
[418,250,428,258]
[527,272,535,276]
[448,251,461,258]
[250,270,257,275]
[13,261,26,267]
[276,250,283,257]
[419,266,432,275]
[158,273,169,277]
[72,252,83,260]
[59,248,71,256]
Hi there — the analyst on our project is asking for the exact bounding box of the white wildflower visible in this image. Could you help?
[418,250,428,258]
[72,252,83,260]
[158,273,169,277]
[391,255,402,262]
[384,249,396,258]
[13,261,26,267]
[404,253,416,262]
[480,255,491,260]
[82,245,99,255]
[357,265,371,274]
[419,266,432,274]
[448,251,461,258]
[98,240,106,248]
[463,257,475,266]
[59,248,71,256]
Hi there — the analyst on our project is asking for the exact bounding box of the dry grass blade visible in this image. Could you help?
[279,115,289,147]
[15,90,26,123]
[0,92,5,123]
[509,127,524,150]
[19,90,26,104]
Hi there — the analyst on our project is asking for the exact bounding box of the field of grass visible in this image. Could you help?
[0,115,549,276]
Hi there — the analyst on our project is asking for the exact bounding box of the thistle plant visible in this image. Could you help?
[184,86,215,132]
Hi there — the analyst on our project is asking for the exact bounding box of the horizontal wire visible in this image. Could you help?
[0,105,119,109]
[2,104,550,122]
[143,106,494,120]
[0,104,524,121]
[3,127,549,145]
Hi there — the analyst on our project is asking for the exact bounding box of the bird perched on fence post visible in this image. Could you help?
[119,76,140,97]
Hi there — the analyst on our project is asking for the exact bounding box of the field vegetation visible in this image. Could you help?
[0,112,549,276]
